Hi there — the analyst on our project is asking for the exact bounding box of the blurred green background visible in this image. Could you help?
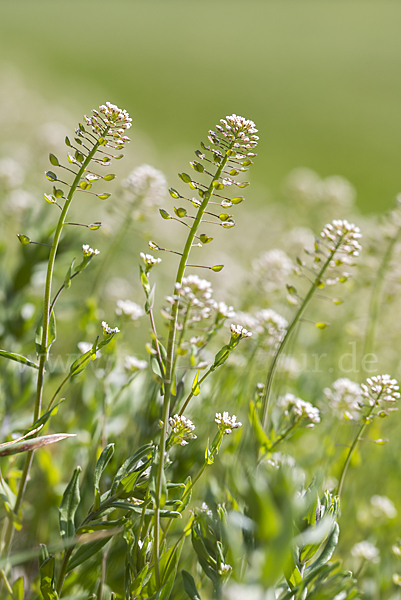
[1,0,401,213]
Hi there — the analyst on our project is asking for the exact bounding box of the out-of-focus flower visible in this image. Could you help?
[124,355,147,372]
[116,299,144,320]
[123,164,167,207]
[252,249,293,294]
[351,541,380,563]
[370,495,397,519]
[277,393,320,428]
[0,157,24,189]
[324,378,364,420]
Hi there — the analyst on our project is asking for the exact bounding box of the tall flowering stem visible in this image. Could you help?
[153,115,257,587]
[261,220,362,428]
[337,375,400,496]
[2,103,131,558]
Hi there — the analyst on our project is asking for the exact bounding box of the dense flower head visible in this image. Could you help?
[361,374,400,403]
[215,412,242,434]
[124,355,148,372]
[321,219,362,256]
[214,301,236,320]
[80,102,131,150]
[324,378,364,420]
[277,393,320,427]
[98,102,132,127]
[123,164,166,206]
[82,244,100,257]
[169,414,197,446]
[115,299,144,321]
[101,321,120,336]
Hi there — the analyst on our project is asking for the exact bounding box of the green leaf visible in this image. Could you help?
[0,433,75,458]
[26,402,64,434]
[59,466,81,540]
[65,136,71,147]
[306,522,340,574]
[67,536,112,572]
[179,172,192,183]
[182,570,202,600]
[45,171,57,181]
[111,443,153,494]
[211,265,224,272]
[64,258,75,289]
[178,476,192,513]
[76,518,125,535]
[0,349,38,369]
[249,401,272,456]
[49,153,59,167]
[39,555,58,600]
[192,370,201,396]
[145,284,156,314]
[12,576,24,600]
[69,339,97,377]
[94,444,115,492]
[16,233,30,245]
[130,564,149,597]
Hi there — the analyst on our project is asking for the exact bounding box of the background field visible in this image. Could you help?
[1,0,401,213]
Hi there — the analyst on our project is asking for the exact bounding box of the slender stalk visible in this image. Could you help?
[178,367,213,417]
[362,227,401,374]
[153,143,234,588]
[1,130,105,560]
[261,238,344,429]
[337,403,376,497]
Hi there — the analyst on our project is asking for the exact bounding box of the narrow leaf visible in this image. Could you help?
[0,433,75,457]
[59,466,81,540]
[182,570,202,599]
[0,349,38,369]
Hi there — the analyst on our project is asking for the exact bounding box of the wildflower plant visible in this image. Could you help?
[1,98,401,600]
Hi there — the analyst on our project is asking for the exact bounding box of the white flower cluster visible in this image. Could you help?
[324,378,364,420]
[168,414,197,446]
[218,563,232,576]
[255,309,288,344]
[170,275,215,323]
[321,220,362,257]
[370,495,397,519]
[361,374,400,405]
[230,324,252,338]
[215,302,236,320]
[351,541,380,563]
[115,299,144,321]
[124,355,148,372]
[277,393,320,427]
[101,321,120,336]
[82,244,100,257]
[252,249,294,294]
[215,412,242,434]
[218,114,258,140]
[140,252,162,270]
[81,102,131,147]
[123,164,167,206]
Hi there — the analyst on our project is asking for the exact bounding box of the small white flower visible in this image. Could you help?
[82,244,100,257]
[218,562,232,576]
[168,414,197,446]
[230,324,252,338]
[0,157,25,189]
[115,299,144,320]
[361,374,400,406]
[140,252,162,269]
[277,393,320,427]
[124,355,147,372]
[215,412,242,434]
[214,301,236,319]
[101,321,120,336]
[351,541,380,563]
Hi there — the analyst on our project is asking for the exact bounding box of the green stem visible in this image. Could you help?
[362,227,401,374]
[178,367,213,417]
[1,131,105,561]
[55,547,74,595]
[153,143,234,588]
[261,238,344,429]
[337,403,376,497]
